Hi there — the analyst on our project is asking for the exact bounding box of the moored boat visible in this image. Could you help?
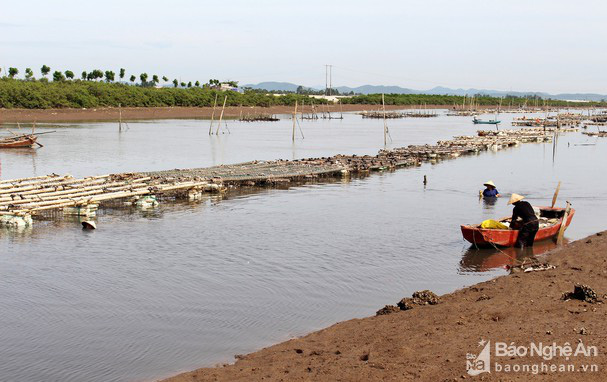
[0,135,38,148]
[472,117,501,125]
[461,206,575,247]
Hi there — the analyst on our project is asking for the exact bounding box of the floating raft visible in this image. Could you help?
[582,131,607,137]
[239,114,279,122]
[360,111,437,119]
[0,127,566,227]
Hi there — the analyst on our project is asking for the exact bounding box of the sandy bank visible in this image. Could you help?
[0,105,455,123]
[163,231,607,381]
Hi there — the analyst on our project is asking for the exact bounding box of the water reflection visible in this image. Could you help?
[0,148,38,179]
[481,196,499,209]
[459,238,566,272]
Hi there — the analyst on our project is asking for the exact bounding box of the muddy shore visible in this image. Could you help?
[1,105,459,123]
[163,231,607,381]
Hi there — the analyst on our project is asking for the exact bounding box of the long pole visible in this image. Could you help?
[215,95,227,135]
[209,93,218,135]
[551,181,561,208]
[292,100,298,142]
[556,201,571,245]
[118,103,123,131]
[382,93,387,145]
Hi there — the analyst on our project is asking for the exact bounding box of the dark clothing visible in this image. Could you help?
[511,201,537,224]
[511,201,539,247]
[516,220,539,247]
[483,188,499,197]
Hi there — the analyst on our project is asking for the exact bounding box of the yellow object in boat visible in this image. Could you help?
[480,219,508,229]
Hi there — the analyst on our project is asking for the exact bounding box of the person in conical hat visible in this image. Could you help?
[482,180,500,198]
[508,193,539,248]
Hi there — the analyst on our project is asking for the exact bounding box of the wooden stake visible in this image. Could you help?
[216,95,227,135]
[382,93,387,145]
[292,100,298,142]
[556,201,571,245]
[209,93,218,135]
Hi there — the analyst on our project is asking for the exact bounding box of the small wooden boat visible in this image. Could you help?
[461,206,575,247]
[0,134,38,148]
[472,117,500,125]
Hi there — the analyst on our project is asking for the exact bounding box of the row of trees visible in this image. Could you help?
[340,93,605,107]
[0,66,235,90]
[0,77,326,109]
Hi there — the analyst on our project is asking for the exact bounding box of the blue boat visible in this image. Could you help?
[473,117,500,125]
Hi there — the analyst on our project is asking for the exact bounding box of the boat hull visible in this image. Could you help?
[473,120,501,125]
[461,207,575,247]
[0,137,37,148]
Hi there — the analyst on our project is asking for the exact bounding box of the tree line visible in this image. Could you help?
[0,65,229,89]
[0,77,326,109]
[340,93,606,107]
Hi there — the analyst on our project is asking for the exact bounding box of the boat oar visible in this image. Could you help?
[35,142,44,148]
[551,181,561,208]
[556,201,571,245]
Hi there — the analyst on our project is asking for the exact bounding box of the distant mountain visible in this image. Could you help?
[244,82,607,101]
[243,81,301,92]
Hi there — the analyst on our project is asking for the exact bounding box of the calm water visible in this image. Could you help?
[0,111,605,382]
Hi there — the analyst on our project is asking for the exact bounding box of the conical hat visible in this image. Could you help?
[483,180,496,188]
[507,193,525,205]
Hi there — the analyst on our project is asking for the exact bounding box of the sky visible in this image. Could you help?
[0,0,605,94]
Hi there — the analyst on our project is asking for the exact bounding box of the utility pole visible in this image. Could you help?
[325,65,329,96]
[328,65,332,96]
[325,64,333,96]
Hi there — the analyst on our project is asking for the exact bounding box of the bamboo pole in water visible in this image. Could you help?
[382,94,387,145]
[209,93,218,135]
[292,100,298,142]
[118,103,123,131]
[215,95,227,135]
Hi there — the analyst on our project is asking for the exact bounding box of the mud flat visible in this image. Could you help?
[0,105,434,123]
[162,231,607,381]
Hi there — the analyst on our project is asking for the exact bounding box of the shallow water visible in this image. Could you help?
[0,111,605,381]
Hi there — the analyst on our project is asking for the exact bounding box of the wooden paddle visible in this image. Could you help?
[551,181,561,208]
[556,201,571,246]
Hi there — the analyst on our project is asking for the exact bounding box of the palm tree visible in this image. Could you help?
[81,71,87,80]
[180,82,186,87]
[195,80,200,87]
[65,70,74,80]
[25,68,34,80]
[187,81,192,88]
[130,75,136,83]
[140,73,148,85]
[152,75,159,84]
[119,68,126,80]
[172,79,178,87]
[162,76,168,82]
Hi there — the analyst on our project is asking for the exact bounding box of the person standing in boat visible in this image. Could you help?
[482,181,500,197]
[508,193,539,248]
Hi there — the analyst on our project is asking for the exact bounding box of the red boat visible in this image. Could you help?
[0,135,38,148]
[461,206,575,247]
